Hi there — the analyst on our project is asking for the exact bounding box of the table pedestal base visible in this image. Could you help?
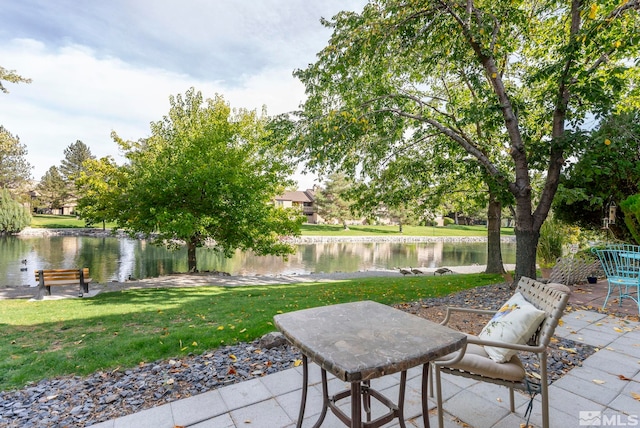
[297,356,431,428]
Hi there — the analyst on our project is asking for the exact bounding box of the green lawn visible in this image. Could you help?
[30,215,514,236]
[300,224,515,236]
[30,214,117,229]
[0,273,502,391]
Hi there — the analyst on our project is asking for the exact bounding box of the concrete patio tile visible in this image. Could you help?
[363,371,404,391]
[379,381,426,420]
[441,388,511,427]
[260,367,304,397]
[463,380,529,410]
[293,363,330,386]
[438,371,479,389]
[427,376,463,403]
[293,410,352,428]
[562,310,608,326]
[507,401,577,428]
[89,420,114,428]
[552,371,623,406]
[400,412,462,428]
[112,403,174,428]
[581,348,640,379]
[171,389,228,426]
[546,384,606,417]
[218,377,273,411]
[189,413,235,428]
[609,335,640,358]
[229,398,293,428]
[274,383,326,422]
[607,381,640,416]
[565,365,634,392]
[577,328,626,347]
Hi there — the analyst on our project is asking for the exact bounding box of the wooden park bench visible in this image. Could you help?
[35,268,92,297]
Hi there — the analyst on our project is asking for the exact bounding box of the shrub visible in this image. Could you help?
[443,217,455,226]
[0,188,31,234]
[537,218,564,267]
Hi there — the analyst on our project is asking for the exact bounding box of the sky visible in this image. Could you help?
[0,0,367,189]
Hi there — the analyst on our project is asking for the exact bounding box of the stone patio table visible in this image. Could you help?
[273,300,466,428]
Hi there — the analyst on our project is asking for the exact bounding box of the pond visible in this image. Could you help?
[1,235,516,287]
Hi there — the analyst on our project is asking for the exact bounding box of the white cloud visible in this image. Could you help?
[0,1,367,187]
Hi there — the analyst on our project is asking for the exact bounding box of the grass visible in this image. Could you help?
[30,215,117,229]
[30,215,514,236]
[0,273,502,391]
[290,223,513,236]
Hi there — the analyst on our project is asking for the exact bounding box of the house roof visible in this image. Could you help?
[275,190,314,203]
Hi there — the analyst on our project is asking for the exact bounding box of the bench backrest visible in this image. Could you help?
[515,276,570,348]
[34,268,90,282]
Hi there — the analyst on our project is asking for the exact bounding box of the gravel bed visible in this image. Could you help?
[0,284,596,427]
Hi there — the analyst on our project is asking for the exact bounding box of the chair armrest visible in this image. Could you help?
[466,336,545,354]
[440,306,497,326]
[434,336,546,368]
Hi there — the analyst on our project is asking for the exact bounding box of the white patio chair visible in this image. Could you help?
[433,277,570,428]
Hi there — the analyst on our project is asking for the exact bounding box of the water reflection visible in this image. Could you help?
[0,236,516,287]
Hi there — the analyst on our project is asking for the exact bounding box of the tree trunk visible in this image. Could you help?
[187,235,198,273]
[514,226,539,287]
[485,193,505,275]
[398,221,403,233]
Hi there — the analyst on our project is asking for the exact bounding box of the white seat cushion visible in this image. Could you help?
[478,292,546,363]
[439,341,526,382]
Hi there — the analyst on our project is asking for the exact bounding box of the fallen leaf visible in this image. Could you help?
[496,397,502,402]
[618,375,632,381]
[592,379,606,385]
[293,359,303,367]
[227,367,237,375]
[244,420,252,424]
[229,354,237,361]
[559,346,577,354]
[631,392,640,401]
[217,326,224,331]
[191,341,198,347]
[558,319,564,326]
[614,327,624,333]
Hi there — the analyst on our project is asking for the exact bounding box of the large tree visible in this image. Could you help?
[60,140,94,183]
[60,140,94,202]
[75,156,126,229]
[36,166,66,211]
[315,172,356,229]
[82,88,303,272]
[0,126,32,190]
[294,0,639,282]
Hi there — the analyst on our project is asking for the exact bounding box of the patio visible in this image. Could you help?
[91,278,640,428]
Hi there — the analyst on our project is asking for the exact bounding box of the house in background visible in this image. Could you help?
[275,189,323,224]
